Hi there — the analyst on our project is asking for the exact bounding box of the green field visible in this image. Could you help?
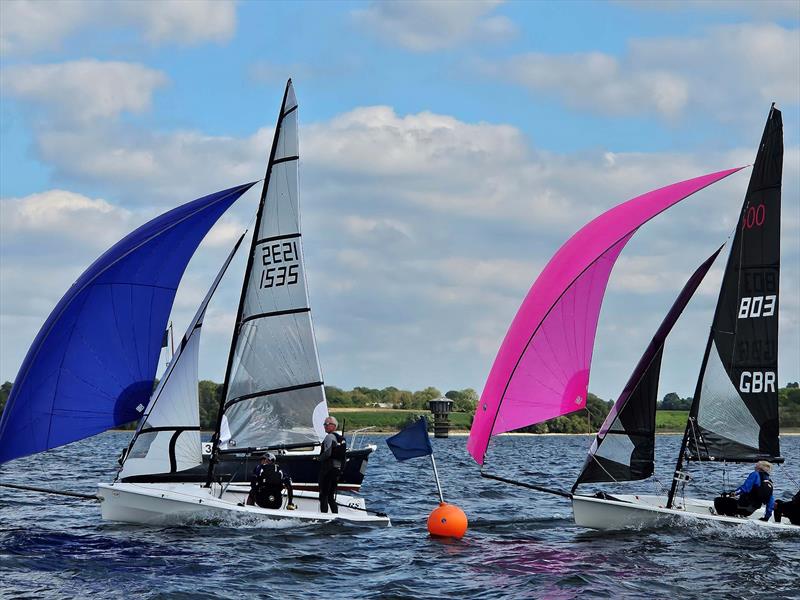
[329,409,689,433]
[655,410,689,431]
[330,409,472,432]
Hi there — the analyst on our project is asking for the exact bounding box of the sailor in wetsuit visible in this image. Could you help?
[774,489,800,525]
[714,460,775,520]
[318,416,346,514]
[247,453,296,510]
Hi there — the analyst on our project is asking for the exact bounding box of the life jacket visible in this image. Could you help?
[755,472,773,504]
[258,464,284,488]
[741,472,773,507]
[331,433,347,462]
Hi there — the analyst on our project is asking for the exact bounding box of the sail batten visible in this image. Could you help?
[467,168,744,465]
[0,183,255,464]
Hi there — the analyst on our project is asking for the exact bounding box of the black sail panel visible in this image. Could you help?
[575,248,722,488]
[688,106,782,462]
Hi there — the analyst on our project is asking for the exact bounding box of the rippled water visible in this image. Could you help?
[1,433,798,599]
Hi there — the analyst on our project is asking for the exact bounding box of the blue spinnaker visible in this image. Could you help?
[0,182,255,464]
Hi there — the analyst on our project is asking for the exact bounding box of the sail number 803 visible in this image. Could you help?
[260,241,300,289]
[738,295,776,319]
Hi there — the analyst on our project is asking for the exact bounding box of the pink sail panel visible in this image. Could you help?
[467,167,743,465]
[490,234,632,436]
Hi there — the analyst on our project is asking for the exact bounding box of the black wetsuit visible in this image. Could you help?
[319,432,345,513]
[248,463,293,509]
[774,490,800,525]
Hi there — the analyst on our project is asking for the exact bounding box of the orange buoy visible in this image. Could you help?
[427,502,468,539]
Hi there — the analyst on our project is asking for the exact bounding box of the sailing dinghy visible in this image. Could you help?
[0,80,389,527]
[468,105,796,531]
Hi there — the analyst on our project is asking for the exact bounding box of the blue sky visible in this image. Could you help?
[1,0,798,401]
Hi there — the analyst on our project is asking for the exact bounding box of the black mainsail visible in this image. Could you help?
[668,105,783,507]
[573,247,722,490]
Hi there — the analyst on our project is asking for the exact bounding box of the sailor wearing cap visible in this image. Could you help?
[247,452,296,510]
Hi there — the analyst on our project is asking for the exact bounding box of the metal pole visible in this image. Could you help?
[430,454,444,504]
[0,482,99,501]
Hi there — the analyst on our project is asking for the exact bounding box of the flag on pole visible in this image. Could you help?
[386,417,433,461]
[160,328,169,348]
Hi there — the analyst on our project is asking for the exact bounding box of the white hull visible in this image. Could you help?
[98,482,390,527]
[572,493,799,531]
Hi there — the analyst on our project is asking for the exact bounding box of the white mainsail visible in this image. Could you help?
[219,80,328,450]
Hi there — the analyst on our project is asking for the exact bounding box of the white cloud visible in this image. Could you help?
[352,0,516,52]
[2,60,168,123]
[617,0,800,20]
[0,0,236,55]
[0,189,132,246]
[117,0,236,46]
[479,23,799,121]
[481,52,689,118]
[2,104,798,397]
[34,127,263,202]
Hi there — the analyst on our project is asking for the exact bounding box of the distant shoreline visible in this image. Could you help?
[109,429,800,436]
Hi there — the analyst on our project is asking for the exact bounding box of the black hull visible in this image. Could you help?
[120,447,373,490]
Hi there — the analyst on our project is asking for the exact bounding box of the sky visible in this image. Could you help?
[0,0,798,403]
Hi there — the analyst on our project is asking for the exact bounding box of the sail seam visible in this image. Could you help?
[254,232,302,246]
[241,308,310,324]
[273,155,299,165]
[224,381,324,410]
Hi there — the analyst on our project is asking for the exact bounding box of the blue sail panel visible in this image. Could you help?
[0,182,255,464]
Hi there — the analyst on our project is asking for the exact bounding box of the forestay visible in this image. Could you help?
[0,183,254,465]
[574,247,722,489]
[686,106,783,463]
[218,80,328,450]
[118,235,246,480]
[467,168,743,466]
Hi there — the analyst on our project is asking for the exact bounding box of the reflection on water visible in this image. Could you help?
[1,433,798,598]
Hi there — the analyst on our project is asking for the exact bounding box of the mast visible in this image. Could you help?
[206,79,293,486]
[668,104,783,507]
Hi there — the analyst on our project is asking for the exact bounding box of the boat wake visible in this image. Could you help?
[165,510,312,529]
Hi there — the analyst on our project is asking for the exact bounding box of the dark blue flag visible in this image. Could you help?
[386,417,433,461]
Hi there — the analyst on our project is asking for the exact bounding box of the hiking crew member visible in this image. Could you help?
[714,460,775,520]
[773,489,800,525]
[247,453,296,510]
[318,416,346,514]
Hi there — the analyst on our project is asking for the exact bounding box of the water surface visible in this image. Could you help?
[1,433,798,599]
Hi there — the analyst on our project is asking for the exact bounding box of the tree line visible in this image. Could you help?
[0,380,798,432]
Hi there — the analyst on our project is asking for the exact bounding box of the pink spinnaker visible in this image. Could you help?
[467,167,744,465]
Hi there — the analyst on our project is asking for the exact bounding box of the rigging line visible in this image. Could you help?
[585,453,622,486]
[778,463,799,489]
[650,475,667,496]
[688,417,708,486]
[0,482,100,501]
[481,471,572,499]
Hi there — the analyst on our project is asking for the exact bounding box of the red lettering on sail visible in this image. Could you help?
[744,203,766,229]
